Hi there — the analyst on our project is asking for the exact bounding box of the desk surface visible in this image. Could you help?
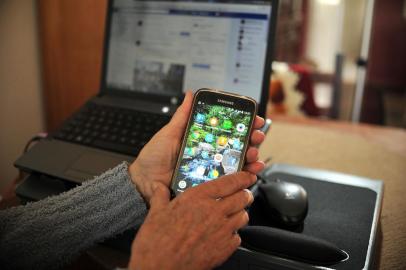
[1,117,405,269]
[261,116,406,269]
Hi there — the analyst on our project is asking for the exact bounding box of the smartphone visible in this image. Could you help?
[170,88,258,196]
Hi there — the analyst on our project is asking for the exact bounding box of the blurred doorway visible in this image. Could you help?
[270,0,372,122]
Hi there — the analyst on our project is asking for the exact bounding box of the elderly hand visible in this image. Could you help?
[129,91,266,202]
[128,171,256,270]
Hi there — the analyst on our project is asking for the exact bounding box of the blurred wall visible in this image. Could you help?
[342,0,366,59]
[305,0,342,73]
[0,0,44,192]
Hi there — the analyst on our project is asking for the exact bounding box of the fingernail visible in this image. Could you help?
[244,189,254,205]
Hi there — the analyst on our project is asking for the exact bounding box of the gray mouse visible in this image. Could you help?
[258,179,308,226]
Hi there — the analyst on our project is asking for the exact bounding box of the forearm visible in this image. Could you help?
[0,162,147,269]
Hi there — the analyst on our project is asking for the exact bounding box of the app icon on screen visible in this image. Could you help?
[209,169,219,179]
[195,113,206,123]
[201,151,209,159]
[185,147,196,156]
[192,131,200,139]
[217,136,228,146]
[209,117,219,127]
[222,119,233,130]
[236,123,246,133]
[214,153,223,163]
[178,180,187,189]
[232,139,241,149]
[205,133,214,143]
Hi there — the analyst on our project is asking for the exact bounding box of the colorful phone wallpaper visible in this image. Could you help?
[173,103,252,193]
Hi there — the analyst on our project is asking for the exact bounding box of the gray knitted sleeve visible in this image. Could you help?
[0,162,147,269]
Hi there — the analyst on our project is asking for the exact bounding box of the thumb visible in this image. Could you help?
[149,182,170,210]
[168,91,193,131]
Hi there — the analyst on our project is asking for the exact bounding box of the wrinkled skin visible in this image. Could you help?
[127,91,266,269]
[129,91,266,203]
[129,172,256,270]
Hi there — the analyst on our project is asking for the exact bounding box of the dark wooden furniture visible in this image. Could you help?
[38,0,107,131]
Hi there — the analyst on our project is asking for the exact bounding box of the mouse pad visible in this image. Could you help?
[248,172,377,270]
[17,168,379,269]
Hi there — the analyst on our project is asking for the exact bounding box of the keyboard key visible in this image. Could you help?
[66,134,75,141]
[109,135,118,141]
[83,137,93,145]
[130,138,137,145]
[74,135,84,142]
[54,104,170,156]
[55,132,67,140]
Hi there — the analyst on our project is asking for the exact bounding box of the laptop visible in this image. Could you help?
[15,0,278,184]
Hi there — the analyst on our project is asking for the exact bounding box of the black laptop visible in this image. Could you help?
[15,0,278,184]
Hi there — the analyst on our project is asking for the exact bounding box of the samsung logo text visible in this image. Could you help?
[217,99,234,105]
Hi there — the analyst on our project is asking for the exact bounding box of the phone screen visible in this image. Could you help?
[172,100,254,194]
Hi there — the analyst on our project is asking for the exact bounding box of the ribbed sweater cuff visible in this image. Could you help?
[0,162,147,269]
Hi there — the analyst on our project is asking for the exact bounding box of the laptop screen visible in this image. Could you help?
[105,0,273,102]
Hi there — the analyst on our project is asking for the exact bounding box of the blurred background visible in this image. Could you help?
[1,0,405,192]
[269,0,406,126]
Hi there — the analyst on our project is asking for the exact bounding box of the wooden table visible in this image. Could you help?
[1,117,405,269]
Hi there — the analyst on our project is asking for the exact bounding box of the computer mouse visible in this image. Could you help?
[258,180,308,226]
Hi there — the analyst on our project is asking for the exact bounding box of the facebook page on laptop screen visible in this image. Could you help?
[106,0,271,102]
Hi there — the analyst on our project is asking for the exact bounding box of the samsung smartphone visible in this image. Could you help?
[170,88,258,196]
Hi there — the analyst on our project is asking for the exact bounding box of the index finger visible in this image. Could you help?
[194,172,257,199]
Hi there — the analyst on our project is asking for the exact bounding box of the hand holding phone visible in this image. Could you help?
[129,90,265,202]
[170,89,260,196]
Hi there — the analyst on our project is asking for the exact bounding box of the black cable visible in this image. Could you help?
[23,133,48,153]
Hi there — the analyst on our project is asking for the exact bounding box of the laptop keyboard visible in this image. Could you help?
[54,103,171,156]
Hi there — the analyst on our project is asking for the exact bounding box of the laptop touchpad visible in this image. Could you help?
[65,152,125,181]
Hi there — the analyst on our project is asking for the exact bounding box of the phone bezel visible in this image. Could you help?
[170,88,258,196]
